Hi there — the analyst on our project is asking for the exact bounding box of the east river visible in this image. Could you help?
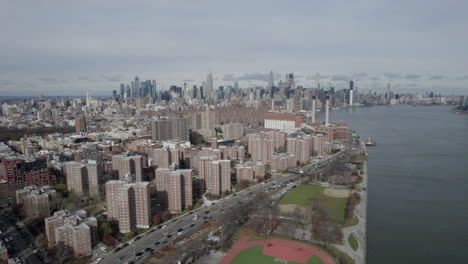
[320,104,468,263]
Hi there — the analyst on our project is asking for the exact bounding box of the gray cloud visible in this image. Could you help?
[428,75,444,80]
[456,75,468,80]
[222,74,236,81]
[352,72,368,79]
[39,77,57,82]
[331,75,351,81]
[383,73,401,80]
[404,74,421,80]
[306,74,330,80]
[101,75,122,82]
[0,79,14,86]
[1,0,468,95]
[77,76,89,81]
[222,72,281,82]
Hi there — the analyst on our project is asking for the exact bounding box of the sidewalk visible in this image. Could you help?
[334,146,368,264]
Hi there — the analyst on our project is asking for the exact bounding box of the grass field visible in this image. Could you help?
[348,233,359,252]
[279,185,348,224]
[230,245,324,264]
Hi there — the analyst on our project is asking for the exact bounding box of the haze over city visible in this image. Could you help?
[0,1,468,264]
[1,0,468,96]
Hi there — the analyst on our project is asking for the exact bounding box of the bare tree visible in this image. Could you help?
[312,221,343,248]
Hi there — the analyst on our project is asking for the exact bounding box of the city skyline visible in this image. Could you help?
[1,0,468,96]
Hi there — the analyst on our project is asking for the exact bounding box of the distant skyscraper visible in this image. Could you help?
[86,90,91,104]
[387,83,391,102]
[325,95,330,126]
[134,76,140,97]
[126,85,131,98]
[311,95,316,123]
[287,73,295,88]
[206,71,213,99]
[120,84,125,98]
[267,71,274,90]
[349,81,354,106]
[151,80,157,101]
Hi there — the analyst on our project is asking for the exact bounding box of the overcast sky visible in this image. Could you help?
[1,0,467,96]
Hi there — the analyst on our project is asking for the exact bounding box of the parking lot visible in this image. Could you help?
[0,208,44,264]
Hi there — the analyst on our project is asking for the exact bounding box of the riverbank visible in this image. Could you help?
[333,142,367,264]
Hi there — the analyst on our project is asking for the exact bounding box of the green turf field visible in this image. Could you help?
[279,185,347,224]
[230,245,325,264]
[348,233,359,251]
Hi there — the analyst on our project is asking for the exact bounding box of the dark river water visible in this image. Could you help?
[321,105,468,264]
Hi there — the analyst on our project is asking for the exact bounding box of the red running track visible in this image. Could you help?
[220,236,336,264]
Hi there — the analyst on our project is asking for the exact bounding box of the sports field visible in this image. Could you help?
[279,185,347,224]
[230,245,324,264]
[220,237,335,264]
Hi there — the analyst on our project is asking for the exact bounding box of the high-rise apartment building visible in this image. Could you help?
[286,136,311,164]
[16,185,56,218]
[112,155,145,182]
[105,179,150,233]
[223,122,244,140]
[75,115,87,136]
[1,157,51,189]
[235,165,254,183]
[151,117,189,142]
[248,137,274,163]
[271,153,297,172]
[45,210,97,258]
[152,148,180,168]
[206,160,231,196]
[154,168,192,213]
[201,110,216,130]
[197,156,215,190]
[64,161,101,197]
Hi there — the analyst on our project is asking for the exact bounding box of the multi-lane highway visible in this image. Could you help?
[100,148,350,264]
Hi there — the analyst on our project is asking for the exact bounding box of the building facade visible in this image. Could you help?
[105,179,151,233]
[44,210,97,258]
